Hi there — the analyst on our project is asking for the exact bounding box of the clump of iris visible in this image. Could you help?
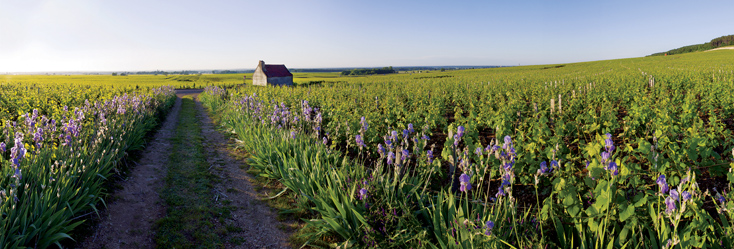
[453,126,465,147]
[664,188,685,215]
[387,152,395,165]
[359,116,369,132]
[355,135,366,149]
[537,160,559,175]
[601,133,618,176]
[496,135,516,198]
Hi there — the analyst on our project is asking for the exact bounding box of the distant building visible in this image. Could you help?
[252,60,293,86]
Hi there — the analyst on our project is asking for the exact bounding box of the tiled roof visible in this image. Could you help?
[263,64,292,77]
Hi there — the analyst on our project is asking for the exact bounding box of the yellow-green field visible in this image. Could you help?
[2,48,734,248]
[199,49,734,248]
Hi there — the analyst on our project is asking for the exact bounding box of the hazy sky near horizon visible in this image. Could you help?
[1,0,733,72]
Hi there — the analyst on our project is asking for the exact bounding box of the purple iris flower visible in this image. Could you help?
[502,135,514,151]
[403,129,409,139]
[459,173,472,192]
[359,188,368,200]
[355,135,365,148]
[360,116,368,131]
[0,142,5,153]
[502,173,512,185]
[657,175,669,194]
[503,161,514,172]
[475,147,483,156]
[661,183,669,194]
[484,220,494,235]
[323,137,328,145]
[14,167,22,180]
[601,152,610,164]
[421,134,430,140]
[427,150,434,163]
[401,149,409,162]
[608,161,619,176]
[665,196,676,214]
[290,131,297,139]
[378,144,386,157]
[539,161,549,174]
[34,128,43,144]
[682,191,691,202]
[408,123,414,134]
[387,152,395,165]
[456,126,465,138]
[670,189,679,201]
[605,133,615,152]
[550,160,559,170]
[717,194,726,204]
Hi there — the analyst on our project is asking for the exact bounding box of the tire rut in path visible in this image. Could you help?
[80,97,182,249]
[80,92,292,248]
[195,96,293,249]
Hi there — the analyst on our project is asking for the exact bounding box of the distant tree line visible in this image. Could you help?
[213,70,251,74]
[112,70,202,76]
[649,34,734,56]
[341,66,395,76]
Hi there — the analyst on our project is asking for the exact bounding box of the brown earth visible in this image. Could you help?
[195,97,293,249]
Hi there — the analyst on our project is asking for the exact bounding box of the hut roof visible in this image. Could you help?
[263,64,293,77]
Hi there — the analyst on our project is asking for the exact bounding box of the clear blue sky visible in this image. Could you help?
[1,0,732,72]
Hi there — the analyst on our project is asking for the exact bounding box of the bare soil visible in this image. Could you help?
[705,46,734,51]
[195,98,292,249]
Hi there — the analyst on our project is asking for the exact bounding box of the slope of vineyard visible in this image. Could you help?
[200,49,734,248]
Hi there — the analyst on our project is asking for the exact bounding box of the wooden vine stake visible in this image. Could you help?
[558,94,562,114]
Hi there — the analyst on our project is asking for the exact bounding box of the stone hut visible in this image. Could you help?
[252,60,293,86]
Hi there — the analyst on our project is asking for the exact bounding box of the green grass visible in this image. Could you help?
[154,96,228,249]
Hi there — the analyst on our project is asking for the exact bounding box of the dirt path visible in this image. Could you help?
[705,46,734,51]
[80,96,182,249]
[195,96,292,249]
[79,90,291,248]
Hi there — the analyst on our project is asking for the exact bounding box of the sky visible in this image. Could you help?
[1,0,733,72]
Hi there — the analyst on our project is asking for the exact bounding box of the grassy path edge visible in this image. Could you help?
[154,96,227,248]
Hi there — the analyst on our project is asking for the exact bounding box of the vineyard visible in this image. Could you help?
[1,74,245,91]
[199,50,734,248]
[0,82,175,248]
[1,49,733,248]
